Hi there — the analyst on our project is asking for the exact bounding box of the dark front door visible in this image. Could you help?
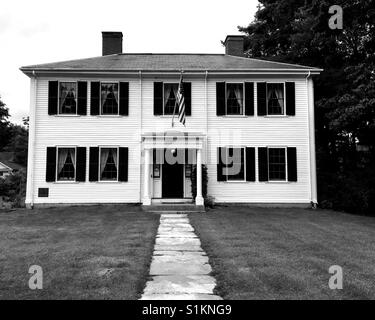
[162,163,184,198]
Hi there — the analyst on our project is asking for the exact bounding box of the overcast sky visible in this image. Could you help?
[0,0,258,124]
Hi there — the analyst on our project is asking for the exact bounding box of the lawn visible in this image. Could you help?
[0,205,159,300]
[189,206,375,300]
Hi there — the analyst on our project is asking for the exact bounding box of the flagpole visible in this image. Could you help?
[171,70,183,128]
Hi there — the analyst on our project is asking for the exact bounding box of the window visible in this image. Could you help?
[226,83,244,115]
[268,148,286,181]
[163,83,178,115]
[267,83,285,115]
[57,147,76,181]
[59,82,77,114]
[101,83,119,115]
[100,148,118,181]
[226,147,245,181]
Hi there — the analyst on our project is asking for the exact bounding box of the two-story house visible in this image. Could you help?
[21,32,321,209]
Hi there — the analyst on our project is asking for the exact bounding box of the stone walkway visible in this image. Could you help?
[141,213,222,300]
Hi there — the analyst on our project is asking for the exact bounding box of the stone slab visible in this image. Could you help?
[150,256,212,275]
[140,293,223,300]
[143,275,217,294]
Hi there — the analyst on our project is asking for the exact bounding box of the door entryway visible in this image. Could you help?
[162,162,184,198]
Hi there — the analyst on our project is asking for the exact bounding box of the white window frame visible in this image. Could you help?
[162,82,179,116]
[226,146,246,182]
[98,146,119,182]
[57,81,79,116]
[225,82,245,116]
[265,82,286,117]
[267,146,288,182]
[56,146,77,183]
[100,81,120,116]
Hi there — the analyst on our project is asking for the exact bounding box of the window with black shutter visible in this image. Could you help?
[216,82,254,116]
[286,82,296,116]
[245,82,254,116]
[258,147,269,181]
[245,147,256,181]
[287,147,297,181]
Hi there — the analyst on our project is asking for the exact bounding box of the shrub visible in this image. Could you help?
[191,164,215,207]
[0,169,26,208]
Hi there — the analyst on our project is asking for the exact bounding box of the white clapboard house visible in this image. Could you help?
[21,32,322,208]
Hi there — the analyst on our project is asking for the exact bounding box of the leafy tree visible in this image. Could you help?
[0,95,11,150]
[239,0,375,214]
[6,124,28,166]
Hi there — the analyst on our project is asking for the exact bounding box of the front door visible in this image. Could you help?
[162,163,184,198]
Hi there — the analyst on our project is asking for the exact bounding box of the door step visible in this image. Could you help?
[142,204,205,213]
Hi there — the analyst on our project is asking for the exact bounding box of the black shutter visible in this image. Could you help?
[76,147,86,182]
[216,82,226,116]
[286,82,296,116]
[119,82,129,116]
[154,82,163,115]
[89,147,99,181]
[245,82,254,116]
[184,82,191,116]
[257,82,267,116]
[118,147,129,182]
[77,81,87,115]
[48,81,58,115]
[245,147,256,181]
[217,147,227,181]
[287,147,297,181]
[258,147,269,182]
[46,147,56,182]
[90,82,100,115]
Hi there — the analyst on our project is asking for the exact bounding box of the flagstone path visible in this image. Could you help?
[140,213,222,300]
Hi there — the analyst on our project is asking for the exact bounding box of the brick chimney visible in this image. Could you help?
[224,35,245,57]
[102,32,123,56]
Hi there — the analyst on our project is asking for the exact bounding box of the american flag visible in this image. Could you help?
[176,75,186,126]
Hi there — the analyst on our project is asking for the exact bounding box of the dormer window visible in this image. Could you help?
[59,82,77,114]
[101,83,119,115]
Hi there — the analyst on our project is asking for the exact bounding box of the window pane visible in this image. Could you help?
[100,148,118,180]
[226,83,243,115]
[164,83,178,115]
[101,83,119,115]
[227,147,245,181]
[267,83,284,115]
[59,82,77,114]
[268,148,286,180]
[57,148,76,181]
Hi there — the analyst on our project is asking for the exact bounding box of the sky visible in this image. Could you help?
[0,0,258,124]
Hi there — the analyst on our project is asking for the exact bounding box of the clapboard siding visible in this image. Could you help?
[30,75,312,204]
[32,78,141,204]
[206,77,311,203]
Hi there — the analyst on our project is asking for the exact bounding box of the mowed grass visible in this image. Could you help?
[189,207,375,300]
[0,205,159,300]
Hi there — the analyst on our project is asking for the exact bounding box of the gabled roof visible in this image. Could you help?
[0,152,25,171]
[20,53,322,74]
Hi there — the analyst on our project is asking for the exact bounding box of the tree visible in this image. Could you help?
[6,124,28,166]
[239,0,375,214]
[0,95,11,150]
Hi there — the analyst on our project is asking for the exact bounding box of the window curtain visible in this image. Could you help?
[101,84,118,108]
[234,85,244,108]
[57,149,69,174]
[70,149,76,170]
[100,149,110,175]
[112,149,118,170]
[164,85,172,107]
[61,83,76,109]
[274,85,284,109]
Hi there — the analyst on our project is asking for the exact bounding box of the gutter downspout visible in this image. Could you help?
[306,71,318,209]
[139,70,143,203]
[25,71,37,209]
[205,71,208,164]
